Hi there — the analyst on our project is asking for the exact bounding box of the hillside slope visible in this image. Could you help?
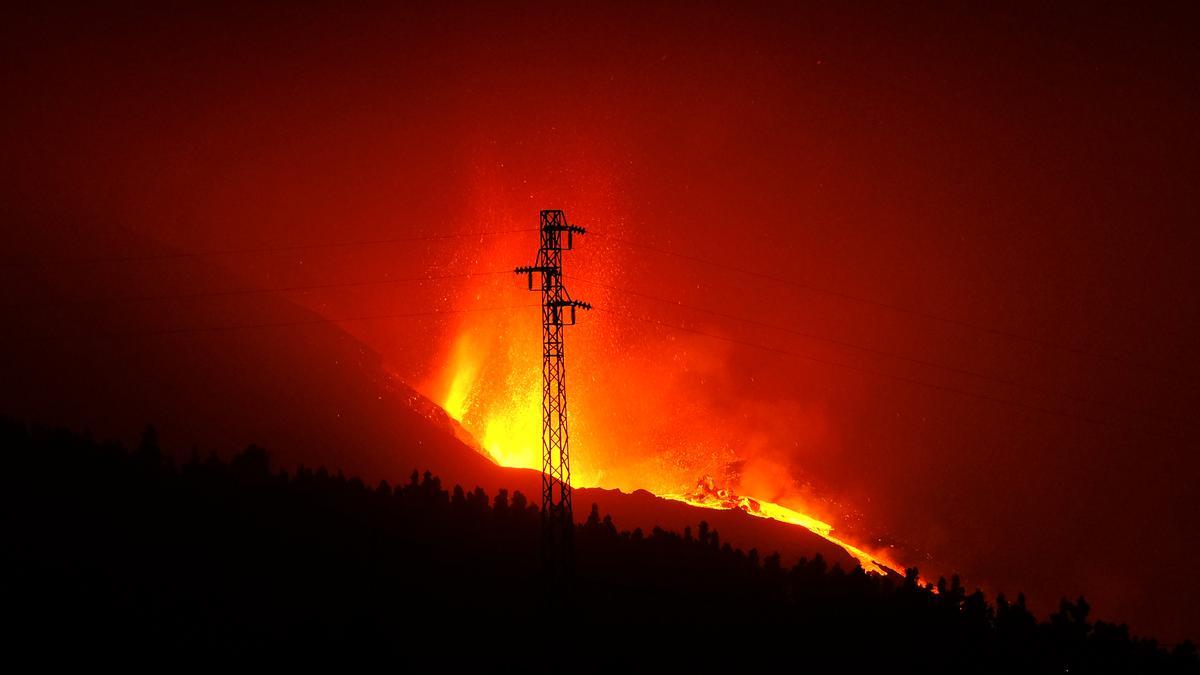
[0,215,856,570]
[4,422,1194,672]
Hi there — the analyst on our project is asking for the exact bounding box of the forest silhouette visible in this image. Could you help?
[1,417,1196,671]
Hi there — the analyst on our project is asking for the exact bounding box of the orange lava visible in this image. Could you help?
[661,476,901,576]
[425,322,908,578]
[414,207,908,578]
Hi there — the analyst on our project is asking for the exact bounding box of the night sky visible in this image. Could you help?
[3,2,1198,641]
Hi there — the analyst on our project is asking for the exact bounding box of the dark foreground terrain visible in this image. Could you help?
[1,418,1196,671]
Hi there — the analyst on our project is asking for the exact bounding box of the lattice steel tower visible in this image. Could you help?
[515,210,590,579]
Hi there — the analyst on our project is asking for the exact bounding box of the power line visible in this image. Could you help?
[11,224,1190,387]
[4,226,1192,441]
[568,275,1198,431]
[6,268,1192,445]
[5,304,540,343]
[1,270,513,309]
[591,231,1197,386]
[590,306,1199,448]
[1,228,538,268]
[12,259,1189,429]
[19,254,1191,426]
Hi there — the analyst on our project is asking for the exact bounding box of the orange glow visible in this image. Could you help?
[477,360,541,473]
[423,307,552,476]
[427,311,909,577]
[443,333,482,422]
[414,177,908,576]
[660,476,901,576]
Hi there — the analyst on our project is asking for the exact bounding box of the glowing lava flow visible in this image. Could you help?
[424,285,906,577]
[431,352,905,577]
[660,477,897,576]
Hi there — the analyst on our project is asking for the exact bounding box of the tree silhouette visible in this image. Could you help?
[0,416,1195,672]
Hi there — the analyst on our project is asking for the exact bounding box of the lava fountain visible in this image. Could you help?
[417,201,906,576]
[422,303,907,578]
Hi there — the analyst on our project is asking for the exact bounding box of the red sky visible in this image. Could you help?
[3,2,1199,641]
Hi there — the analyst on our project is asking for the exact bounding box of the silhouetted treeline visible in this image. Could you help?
[1,419,1196,671]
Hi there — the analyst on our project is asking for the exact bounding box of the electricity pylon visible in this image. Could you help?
[515,209,590,582]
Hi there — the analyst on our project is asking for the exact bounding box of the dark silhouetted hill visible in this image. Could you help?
[0,213,500,489]
[0,215,869,575]
[2,419,1196,671]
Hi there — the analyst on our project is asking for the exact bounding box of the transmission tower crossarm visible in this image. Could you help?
[514,265,557,290]
[540,222,586,248]
[548,299,591,324]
